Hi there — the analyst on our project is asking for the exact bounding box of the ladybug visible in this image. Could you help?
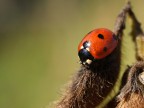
[78,28,118,65]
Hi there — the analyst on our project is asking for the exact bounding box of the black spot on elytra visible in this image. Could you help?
[98,34,104,39]
[103,47,107,52]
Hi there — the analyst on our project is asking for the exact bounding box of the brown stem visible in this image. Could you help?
[100,2,131,107]
[116,61,144,108]
[113,1,131,39]
[108,2,144,108]
[56,2,131,108]
[56,46,120,108]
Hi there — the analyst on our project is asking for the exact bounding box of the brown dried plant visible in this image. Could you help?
[55,1,144,108]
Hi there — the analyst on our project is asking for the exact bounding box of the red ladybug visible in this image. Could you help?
[78,28,118,65]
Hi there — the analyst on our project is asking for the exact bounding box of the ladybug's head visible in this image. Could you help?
[78,28,118,66]
[78,41,94,65]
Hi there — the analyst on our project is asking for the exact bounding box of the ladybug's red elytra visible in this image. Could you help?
[78,28,118,65]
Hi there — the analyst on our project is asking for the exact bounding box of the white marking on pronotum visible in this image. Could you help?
[138,72,144,85]
[83,62,86,65]
[87,42,91,47]
[86,48,90,51]
[80,46,84,49]
[86,59,92,64]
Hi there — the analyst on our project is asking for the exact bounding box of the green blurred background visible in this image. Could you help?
[0,0,144,108]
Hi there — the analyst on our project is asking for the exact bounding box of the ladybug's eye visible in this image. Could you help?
[98,34,104,39]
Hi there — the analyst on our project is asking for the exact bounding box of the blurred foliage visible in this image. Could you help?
[0,0,144,108]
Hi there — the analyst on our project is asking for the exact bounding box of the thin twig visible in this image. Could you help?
[113,1,131,39]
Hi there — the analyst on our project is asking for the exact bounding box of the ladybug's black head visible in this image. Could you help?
[78,41,94,65]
